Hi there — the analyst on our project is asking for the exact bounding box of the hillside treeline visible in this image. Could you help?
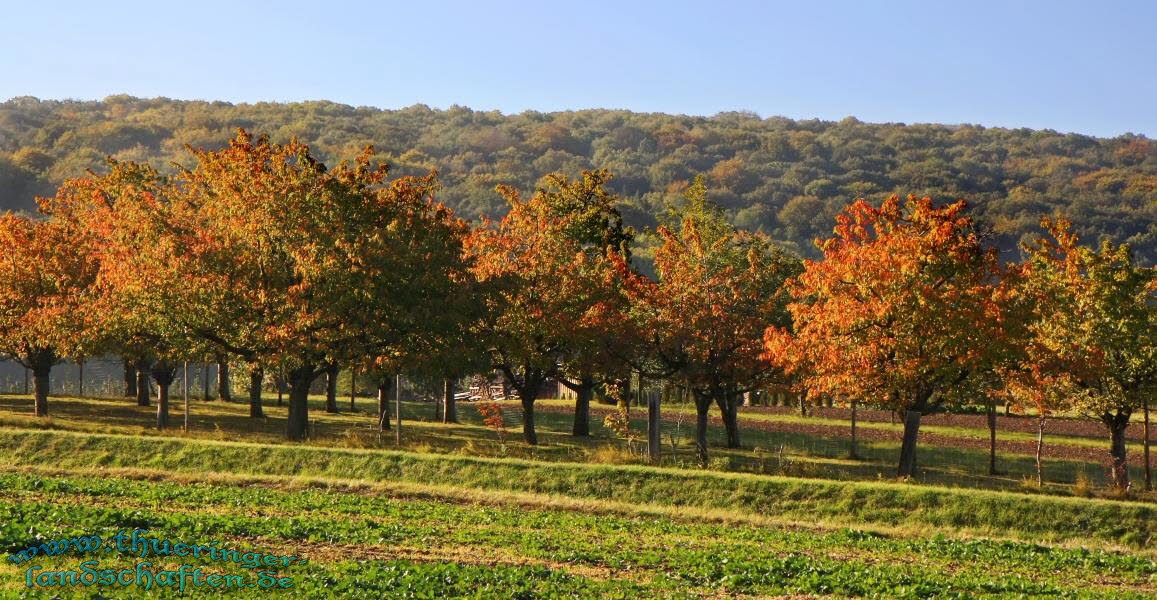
[1,95,1153,262]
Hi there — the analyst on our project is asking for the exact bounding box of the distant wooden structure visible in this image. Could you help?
[466,373,565,401]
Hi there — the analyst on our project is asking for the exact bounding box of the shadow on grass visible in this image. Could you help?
[0,393,1151,502]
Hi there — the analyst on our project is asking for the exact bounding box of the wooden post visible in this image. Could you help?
[183,361,189,432]
[202,363,210,400]
[1144,395,1151,492]
[849,399,859,459]
[443,377,457,423]
[395,373,402,445]
[987,399,998,476]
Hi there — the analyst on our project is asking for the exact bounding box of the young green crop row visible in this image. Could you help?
[0,470,1153,598]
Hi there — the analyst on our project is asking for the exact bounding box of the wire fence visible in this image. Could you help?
[0,358,223,399]
[0,361,1145,493]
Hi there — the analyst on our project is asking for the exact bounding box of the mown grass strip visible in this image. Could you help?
[0,428,1152,549]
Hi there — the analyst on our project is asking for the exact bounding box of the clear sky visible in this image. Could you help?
[2,0,1154,137]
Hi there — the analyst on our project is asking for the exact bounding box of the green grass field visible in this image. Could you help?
[0,392,1153,598]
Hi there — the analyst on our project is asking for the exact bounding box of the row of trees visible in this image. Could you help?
[0,129,1151,492]
[764,198,1154,490]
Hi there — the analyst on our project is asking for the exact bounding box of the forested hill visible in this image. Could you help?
[1,95,1154,261]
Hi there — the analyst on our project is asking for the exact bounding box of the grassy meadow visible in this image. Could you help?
[0,392,1153,598]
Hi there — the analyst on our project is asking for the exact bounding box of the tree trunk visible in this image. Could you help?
[349,369,357,412]
[248,365,265,418]
[136,361,151,407]
[715,392,741,449]
[571,376,593,436]
[799,395,807,417]
[122,360,137,398]
[286,364,315,441]
[987,400,998,476]
[1106,412,1131,492]
[849,399,859,459]
[647,389,661,464]
[1143,396,1151,492]
[522,394,538,445]
[324,364,339,413]
[377,378,392,431]
[155,382,170,429]
[442,378,457,423]
[216,357,232,402]
[78,360,84,397]
[514,370,543,445]
[1035,415,1045,486]
[694,392,711,467]
[31,362,50,417]
[897,409,923,477]
[152,364,175,430]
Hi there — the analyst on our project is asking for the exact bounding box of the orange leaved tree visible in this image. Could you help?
[0,215,99,416]
[765,195,1004,477]
[168,131,472,441]
[467,170,633,445]
[41,158,214,427]
[624,177,800,466]
[45,130,473,440]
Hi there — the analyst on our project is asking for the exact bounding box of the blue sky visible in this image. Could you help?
[2,0,1154,137]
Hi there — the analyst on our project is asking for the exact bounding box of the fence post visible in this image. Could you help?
[183,362,189,431]
[395,373,402,445]
[648,387,661,464]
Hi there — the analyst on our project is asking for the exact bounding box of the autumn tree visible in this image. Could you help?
[535,170,635,437]
[41,158,205,428]
[468,170,633,444]
[354,191,479,434]
[165,132,473,440]
[1012,219,1155,491]
[625,177,800,465]
[765,195,1004,477]
[46,130,471,440]
[0,215,99,416]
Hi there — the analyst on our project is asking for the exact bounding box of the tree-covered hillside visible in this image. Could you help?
[1,95,1153,261]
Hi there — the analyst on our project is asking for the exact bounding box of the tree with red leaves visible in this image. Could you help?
[765,195,1004,477]
[467,170,633,445]
[624,177,799,466]
[0,215,99,416]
